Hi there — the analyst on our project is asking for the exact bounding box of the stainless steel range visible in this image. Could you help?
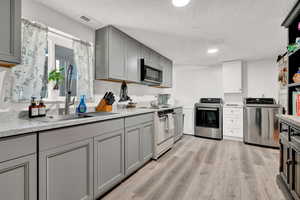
[194,98,223,140]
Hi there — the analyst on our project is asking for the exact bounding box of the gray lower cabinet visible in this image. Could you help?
[141,122,154,162]
[0,154,37,200]
[39,138,93,200]
[125,114,154,176]
[125,125,142,175]
[94,129,124,199]
[0,0,21,65]
[0,134,37,200]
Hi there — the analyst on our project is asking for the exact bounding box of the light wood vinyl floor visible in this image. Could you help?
[102,136,285,200]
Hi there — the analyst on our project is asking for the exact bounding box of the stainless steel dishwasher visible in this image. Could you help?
[244,98,281,148]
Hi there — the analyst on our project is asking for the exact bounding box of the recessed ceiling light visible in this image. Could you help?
[207,48,219,54]
[172,0,191,7]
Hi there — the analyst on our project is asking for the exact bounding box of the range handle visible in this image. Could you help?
[197,107,218,111]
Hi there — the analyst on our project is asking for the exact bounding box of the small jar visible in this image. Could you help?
[293,68,300,83]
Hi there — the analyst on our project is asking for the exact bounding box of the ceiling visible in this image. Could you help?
[36,0,296,66]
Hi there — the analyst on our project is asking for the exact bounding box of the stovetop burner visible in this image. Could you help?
[244,98,276,105]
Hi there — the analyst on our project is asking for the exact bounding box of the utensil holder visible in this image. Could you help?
[96,99,113,112]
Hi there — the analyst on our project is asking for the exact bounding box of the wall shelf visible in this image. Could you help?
[288,47,300,57]
[288,82,300,87]
[282,1,300,115]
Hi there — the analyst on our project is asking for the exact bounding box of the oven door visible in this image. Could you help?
[195,107,220,128]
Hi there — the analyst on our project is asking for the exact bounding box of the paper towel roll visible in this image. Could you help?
[0,71,6,101]
[0,70,10,112]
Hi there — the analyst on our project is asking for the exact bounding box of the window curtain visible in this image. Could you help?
[11,19,48,101]
[73,41,94,99]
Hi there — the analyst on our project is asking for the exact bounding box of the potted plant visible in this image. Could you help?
[48,67,64,90]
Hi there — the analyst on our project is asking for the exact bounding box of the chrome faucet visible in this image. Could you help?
[65,64,75,115]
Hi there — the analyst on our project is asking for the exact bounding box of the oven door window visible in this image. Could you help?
[196,107,219,128]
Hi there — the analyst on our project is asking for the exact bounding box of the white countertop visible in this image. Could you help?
[0,106,182,139]
[277,114,300,127]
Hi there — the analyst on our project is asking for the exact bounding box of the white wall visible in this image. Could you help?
[172,58,278,134]
[245,58,278,100]
[0,0,168,112]
[172,65,223,107]
[171,65,223,135]
[93,80,167,103]
[172,58,278,105]
[22,0,94,42]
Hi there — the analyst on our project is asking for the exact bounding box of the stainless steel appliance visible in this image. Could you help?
[141,59,163,85]
[244,98,281,148]
[194,98,223,140]
[153,109,175,159]
[157,94,171,107]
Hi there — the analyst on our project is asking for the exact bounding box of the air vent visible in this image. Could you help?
[80,16,91,22]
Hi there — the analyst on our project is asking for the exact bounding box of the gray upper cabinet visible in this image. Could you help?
[125,37,140,82]
[140,45,151,67]
[94,129,125,199]
[39,138,93,200]
[140,46,161,70]
[95,25,173,86]
[150,51,161,70]
[0,0,21,65]
[0,134,37,200]
[108,27,126,80]
[161,57,173,88]
[95,26,126,81]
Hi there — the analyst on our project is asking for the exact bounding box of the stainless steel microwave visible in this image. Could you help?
[140,59,162,85]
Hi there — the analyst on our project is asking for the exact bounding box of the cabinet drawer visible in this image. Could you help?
[224,128,242,138]
[223,108,242,115]
[223,118,242,129]
[0,134,36,163]
[125,113,154,128]
[40,119,124,151]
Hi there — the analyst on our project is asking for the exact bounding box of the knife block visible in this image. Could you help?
[96,99,113,112]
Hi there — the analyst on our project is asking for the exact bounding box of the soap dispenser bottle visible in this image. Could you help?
[29,97,39,118]
[77,95,87,114]
[38,97,46,117]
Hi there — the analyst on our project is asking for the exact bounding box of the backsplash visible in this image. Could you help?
[0,73,170,113]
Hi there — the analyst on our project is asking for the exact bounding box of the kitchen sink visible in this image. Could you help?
[37,114,93,123]
[86,112,118,117]
[36,112,118,123]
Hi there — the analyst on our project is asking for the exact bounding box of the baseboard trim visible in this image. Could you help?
[223,135,243,142]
